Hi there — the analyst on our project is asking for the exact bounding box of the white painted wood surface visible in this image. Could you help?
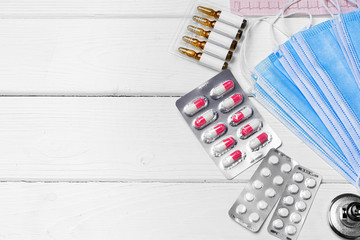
[0,0,356,239]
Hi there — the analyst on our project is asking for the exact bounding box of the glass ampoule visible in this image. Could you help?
[197,6,247,29]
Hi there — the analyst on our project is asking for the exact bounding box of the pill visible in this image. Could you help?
[236,204,247,214]
[293,172,304,183]
[290,212,302,223]
[283,196,295,206]
[300,190,312,200]
[295,201,307,212]
[249,132,269,150]
[220,93,243,111]
[261,167,271,177]
[305,178,317,188]
[273,219,284,229]
[273,176,284,186]
[269,155,279,165]
[240,119,261,138]
[222,150,242,168]
[257,200,268,210]
[265,188,276,198]
[204,124,226,140]
[285,225,297,235]
[231,107,252,124]
[253,180,263,190]
[245,192,255,202]
[184,97,206,116]
[194,110,215,129]
[288,184,299,194]
[213,137,235,153]
[278,207,289,218]
[249,212,260,223]
[281,163,292,173]
[211,80,234,97]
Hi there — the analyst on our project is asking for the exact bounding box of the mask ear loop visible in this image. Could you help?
[239,17,269,87]
[269,0,313,50]
[357,174,360,191]
[270,0,300,48]
[270,10,313,49]
[240,0,312,89]
[322,0,342,18]
[347,0,360,8]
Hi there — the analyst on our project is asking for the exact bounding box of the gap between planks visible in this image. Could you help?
[0,179,348,184]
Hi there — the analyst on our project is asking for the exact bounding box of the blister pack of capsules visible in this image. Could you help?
[169,0,247,71]
[268,165,321,240]
[228,149,321,238]
[176,70,282,179]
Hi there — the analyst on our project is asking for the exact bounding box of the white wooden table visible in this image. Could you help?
[0,0,357,239]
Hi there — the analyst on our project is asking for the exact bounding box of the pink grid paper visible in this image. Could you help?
[230,0,359,16]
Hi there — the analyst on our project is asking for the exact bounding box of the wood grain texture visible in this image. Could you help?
[0,96,346,182]
[0,17,328,95]
[0,0,194,17]
[0,182,356,240]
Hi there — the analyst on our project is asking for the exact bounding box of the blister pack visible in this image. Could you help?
[169,0,247,71]
[268,165,322,240]
[228,149,297,232]
[175,70,282,179]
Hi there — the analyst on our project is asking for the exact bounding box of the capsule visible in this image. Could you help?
[231,107,253,125]
[249,133,269,150]
[194,110,215,129]
[220,93,243,112]
[222,150,242,168]
[204,124,226,140]
[213,137,235,154]
[184,97,207,116]
[197,6,247,29]
[239,119,262,139]
[210,80,234,98]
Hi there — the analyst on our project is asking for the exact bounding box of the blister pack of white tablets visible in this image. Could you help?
[176,70,282,179]
[169,0,247,71]
[267,165,321,240]
[228,149,297,232]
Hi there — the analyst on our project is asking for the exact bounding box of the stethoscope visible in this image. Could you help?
[329,193,360,239]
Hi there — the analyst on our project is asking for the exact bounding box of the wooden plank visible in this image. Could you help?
[0,17,328,96]
[0,0,199,17]
[0,182,354,239]
[0,97,347,182]
[0,0,339,18]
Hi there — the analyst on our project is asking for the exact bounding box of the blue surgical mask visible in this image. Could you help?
[239,1,360,188]
[253,82,357,185]
[274,27,360,173]
[332,9,360,89]
[251,53,357,185]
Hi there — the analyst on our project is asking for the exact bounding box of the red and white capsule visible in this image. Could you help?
[184,97,207,116]
[239,119,262,138]
[250,132,269,150]
[204,124,226,140]
[213,137,236,154]
[194,110,215,129]
[211,80,234,98]
[231,107,253,125]
[220,93,243,112]
[222,150,242,168]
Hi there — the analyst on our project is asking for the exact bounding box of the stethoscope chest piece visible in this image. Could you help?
[329,193,360,239]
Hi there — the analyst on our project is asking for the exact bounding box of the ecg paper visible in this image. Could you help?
[230,0,359,16]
